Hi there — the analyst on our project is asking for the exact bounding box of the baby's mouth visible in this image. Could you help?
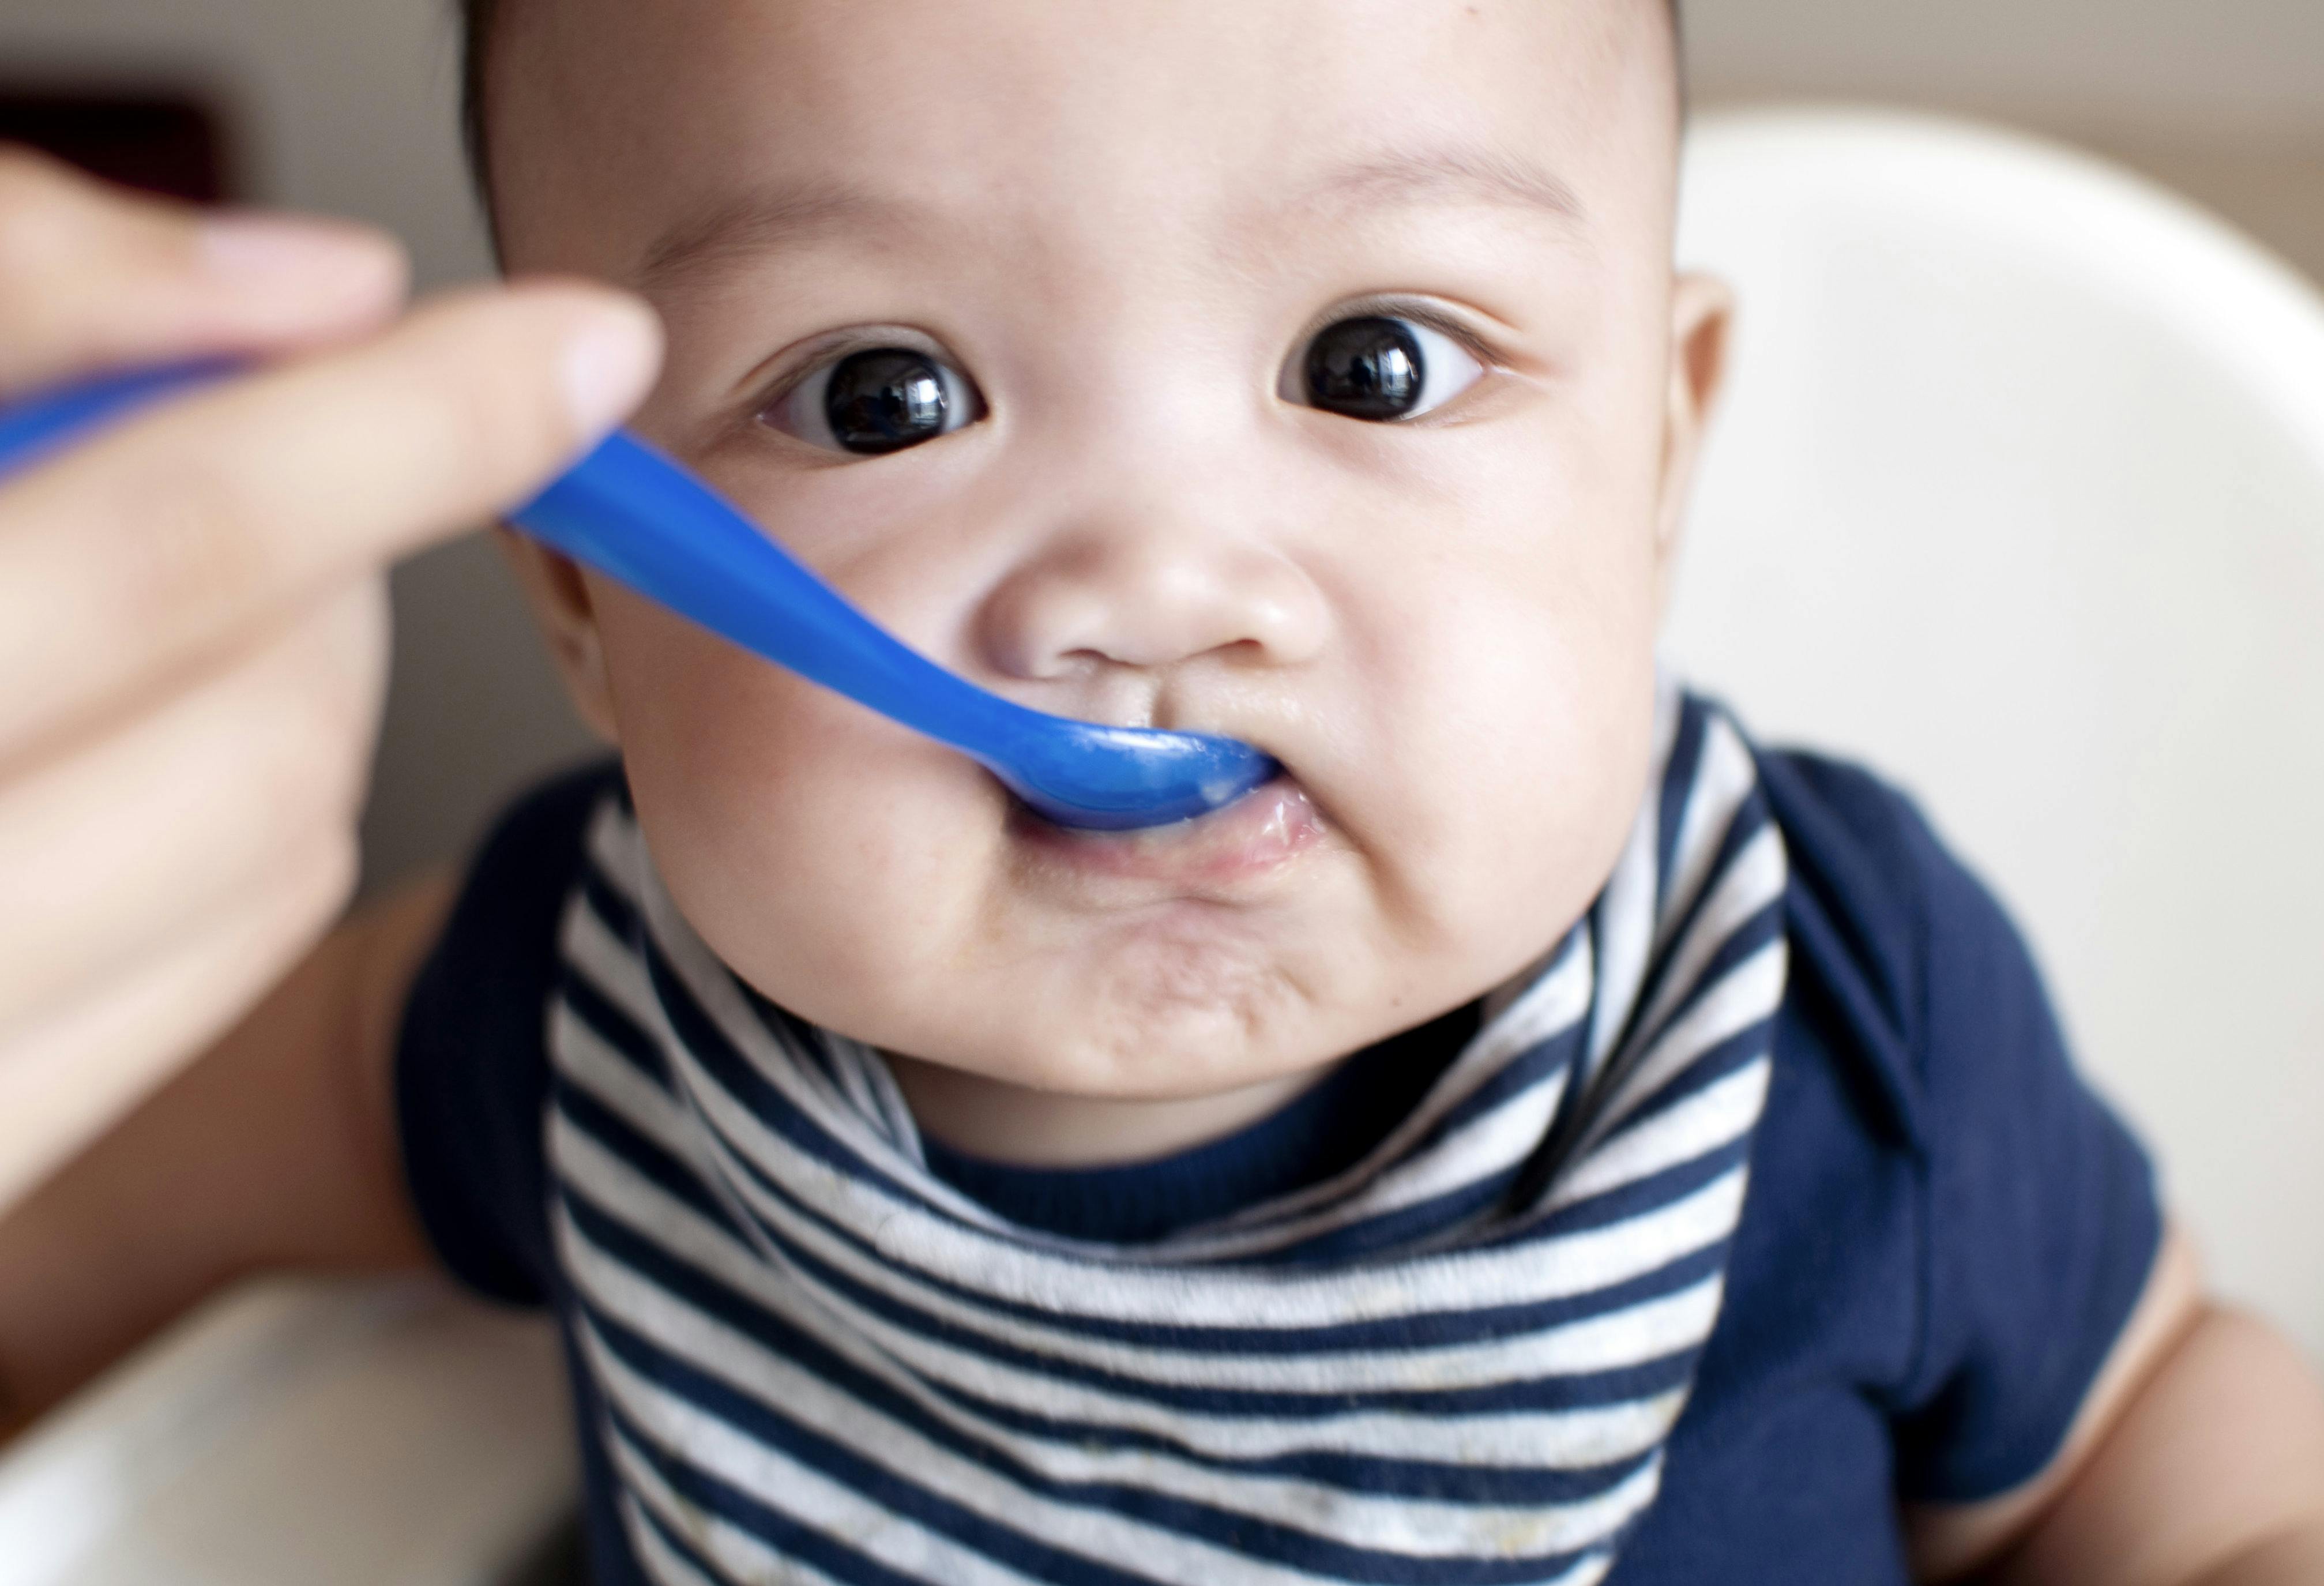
[1006,772,1326,892]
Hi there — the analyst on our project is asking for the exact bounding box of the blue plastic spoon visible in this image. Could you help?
[0,360,1277,830]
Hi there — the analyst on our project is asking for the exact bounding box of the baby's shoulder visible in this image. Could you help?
[419,756,625,1006]
[1655,745,2161,1536]
[394,756,625,1302]
[1752,743,2075,1153]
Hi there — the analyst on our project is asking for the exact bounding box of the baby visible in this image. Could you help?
[8,0,2324,1582]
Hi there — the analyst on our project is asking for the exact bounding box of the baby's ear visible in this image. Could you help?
[1654,272,1735,611]
[494,527,622,743]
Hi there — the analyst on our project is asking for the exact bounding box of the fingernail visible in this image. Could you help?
[560,300,661,438]
[200,213,401,300]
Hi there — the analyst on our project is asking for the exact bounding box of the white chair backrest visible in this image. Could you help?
[1667,107,2324,1355]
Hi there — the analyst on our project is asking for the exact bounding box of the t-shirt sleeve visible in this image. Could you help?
[1826,764,2161,1503]
[394,760,621,1307]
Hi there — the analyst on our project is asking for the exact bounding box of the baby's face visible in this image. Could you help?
[489,0,1713,1106]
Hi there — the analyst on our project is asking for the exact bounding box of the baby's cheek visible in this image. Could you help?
[1349,569,1659,975]
[600,605,990,982]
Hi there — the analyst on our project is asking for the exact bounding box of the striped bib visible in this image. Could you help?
[544,685,1789,1585]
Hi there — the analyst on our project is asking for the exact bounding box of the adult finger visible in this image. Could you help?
[0,279,661,754]
[0,822,355,1215]
[0,145,408,394]
[0,580,385,1038]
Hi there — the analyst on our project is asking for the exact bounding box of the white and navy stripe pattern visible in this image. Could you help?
[544,685,1789,1585]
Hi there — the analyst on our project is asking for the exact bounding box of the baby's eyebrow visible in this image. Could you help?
[634,178,897,296]
[634,145,1586,298]
[1288,145,1588,229]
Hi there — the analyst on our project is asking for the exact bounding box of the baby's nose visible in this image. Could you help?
[975,523,1330,682]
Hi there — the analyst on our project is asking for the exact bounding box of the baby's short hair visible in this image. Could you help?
[453,0,1684,213]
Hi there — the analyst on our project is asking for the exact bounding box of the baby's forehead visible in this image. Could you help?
[483,0,1679,277]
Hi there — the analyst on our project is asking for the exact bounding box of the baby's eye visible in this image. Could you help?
[759,345,984,455]
[1292,315,1484,422]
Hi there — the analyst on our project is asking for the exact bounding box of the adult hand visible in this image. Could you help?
[0,149,661,1211]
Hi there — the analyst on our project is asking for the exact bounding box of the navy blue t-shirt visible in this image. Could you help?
[397,750,2159,1584]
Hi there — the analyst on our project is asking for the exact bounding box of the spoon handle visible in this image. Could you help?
[0,359,1028,756]
[519,435,1276,827]
[0,360,1275,829]
[514,428,1029,757]
[0,358,240,474]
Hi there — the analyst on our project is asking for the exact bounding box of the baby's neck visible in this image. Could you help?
[881,1051,1329,1168]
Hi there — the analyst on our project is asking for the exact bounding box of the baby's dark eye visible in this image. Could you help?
[759,345,984,455]
[1293,314,1485,422]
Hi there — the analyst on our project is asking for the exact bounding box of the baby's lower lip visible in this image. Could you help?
[1009,774,1324,890]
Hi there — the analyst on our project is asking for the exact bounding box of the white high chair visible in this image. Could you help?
[1663,107,2324,1361]
[3,106,2322,1585]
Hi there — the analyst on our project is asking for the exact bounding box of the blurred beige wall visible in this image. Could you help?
[1684,0,2324,337]
[1688,0,2324,145]
[3,0,2321,885]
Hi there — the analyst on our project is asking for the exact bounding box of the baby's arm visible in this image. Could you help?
[0,875,453,1438]
[1908,1226,2324,1584]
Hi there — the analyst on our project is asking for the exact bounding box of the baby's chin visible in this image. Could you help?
[917,797,1381,1089]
